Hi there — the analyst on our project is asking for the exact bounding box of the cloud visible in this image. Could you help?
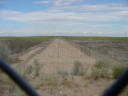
[1,1,127,37]
[0,31,6,34]
[47,9,63,12]
[34,0,128,12]
[1,9,128,26]
[96,32,103,34]
[34,0,51,4]
[0,10,22,19]
[0,21,127,37]
[0,11,81,22]
[53,0,78,6]
[49,3,128,12]
[33,2,128,22]
[1,10,127,37]
[34,0,81,6]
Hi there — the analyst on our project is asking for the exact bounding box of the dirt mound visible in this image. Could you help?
[20,38,95,75]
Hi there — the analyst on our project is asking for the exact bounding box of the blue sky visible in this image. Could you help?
[0,0,128,37]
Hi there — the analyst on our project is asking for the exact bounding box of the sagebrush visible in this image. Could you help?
[91,61,110,79]
[72,61,84,76]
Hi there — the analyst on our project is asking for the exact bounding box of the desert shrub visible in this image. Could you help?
[94,61,109,69]
[33,59,40,77]
[91,61,110,79]
[35,75,58,95]
[57,70,68,76]
[72,61,84,76]
[41,76,58,86]
[26,65,33,74]
[9,85,27,96]
[112,65,128,79]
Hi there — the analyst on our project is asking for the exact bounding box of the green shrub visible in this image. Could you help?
[72,61,84,76]
[91,61,110,79]
[112,65,128,79]
[94,61,109,69]
[33,59,40,77]
[26,65,33,74]
[57,70,68,75]
[41,76,58,86]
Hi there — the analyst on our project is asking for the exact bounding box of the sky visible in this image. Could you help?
[0,0,128,37]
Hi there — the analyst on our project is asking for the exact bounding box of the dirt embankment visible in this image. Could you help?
[21,38,95,75]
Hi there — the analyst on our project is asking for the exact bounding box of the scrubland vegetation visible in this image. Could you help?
[0,36,128,96]
[1,59,128,96]
[64,36,128,42]
[0,36,52,53]
[69,36,128,63]
[0,41,18,63]
[0,36,52,63]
